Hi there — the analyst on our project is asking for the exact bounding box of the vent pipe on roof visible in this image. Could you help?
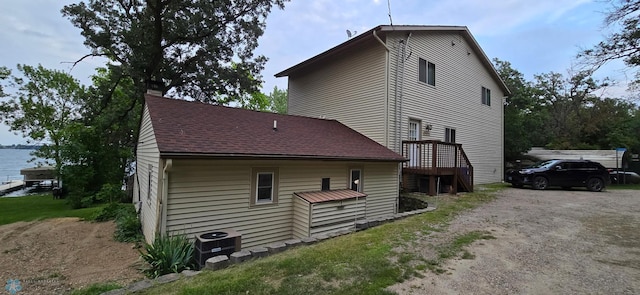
[273,120,277,130]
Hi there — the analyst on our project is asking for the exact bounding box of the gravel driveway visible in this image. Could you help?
[389,188,640,295]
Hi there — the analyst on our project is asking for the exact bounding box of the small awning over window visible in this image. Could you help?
[294,189,367,204]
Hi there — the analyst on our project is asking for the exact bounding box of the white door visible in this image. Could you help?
[408,120,420,167]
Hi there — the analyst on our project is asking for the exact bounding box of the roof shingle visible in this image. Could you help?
[144,94,406,162]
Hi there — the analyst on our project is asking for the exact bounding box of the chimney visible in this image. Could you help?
[273,120,278,131]
[145,79,164,96]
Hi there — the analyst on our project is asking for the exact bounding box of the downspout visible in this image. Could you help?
[395,33,411,213]
[373,30,391,148]
[397,32,411,152]
[155,159,172,237]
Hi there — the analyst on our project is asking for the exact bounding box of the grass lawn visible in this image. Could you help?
[608,184,640,190]
[141,184,504,295]
[0,194,105,225]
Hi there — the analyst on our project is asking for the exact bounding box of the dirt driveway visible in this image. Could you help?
[389,188,640,294]
[0,218,144,295]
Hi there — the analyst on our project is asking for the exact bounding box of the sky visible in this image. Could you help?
[0,0,633,145]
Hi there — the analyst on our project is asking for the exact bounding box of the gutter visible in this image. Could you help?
[373,29,390,52]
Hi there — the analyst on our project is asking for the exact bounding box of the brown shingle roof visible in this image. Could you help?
[144,94,406,162]
[294,189,367,204]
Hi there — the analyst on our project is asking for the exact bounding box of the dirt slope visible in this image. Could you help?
[0,218,144,294]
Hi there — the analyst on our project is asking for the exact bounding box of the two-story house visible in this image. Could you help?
[276,25,510,195]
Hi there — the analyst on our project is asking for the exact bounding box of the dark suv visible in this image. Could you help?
[506,159,609,192]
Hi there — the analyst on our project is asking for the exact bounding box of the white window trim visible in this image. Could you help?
[250,167,279,207]
[349,168,363,192]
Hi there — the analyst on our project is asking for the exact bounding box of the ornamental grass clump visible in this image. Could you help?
[140,234,195,278]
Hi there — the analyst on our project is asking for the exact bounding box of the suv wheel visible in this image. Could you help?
[586,177,604,192]
[532,176,548,190]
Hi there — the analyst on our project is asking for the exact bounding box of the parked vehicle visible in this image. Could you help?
[506,159,609,192]
[609,170,640,184]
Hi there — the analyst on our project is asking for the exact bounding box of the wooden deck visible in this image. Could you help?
[402,140,473,196]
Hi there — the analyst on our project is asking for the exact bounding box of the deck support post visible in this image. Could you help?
[429,142,438,196]
[452,144,459,194]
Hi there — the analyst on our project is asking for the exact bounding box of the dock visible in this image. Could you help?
[0,180,25,195]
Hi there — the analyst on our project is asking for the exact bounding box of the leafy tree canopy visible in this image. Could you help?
[0,64,86,181]
[61,0,288,103]
[580,0,640,89]
[0,66,9,97]
[268,85,287,114]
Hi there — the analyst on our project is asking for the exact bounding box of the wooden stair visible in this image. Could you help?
[402,140,473,196]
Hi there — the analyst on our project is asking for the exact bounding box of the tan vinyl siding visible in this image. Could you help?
[361,162,399,218]
[136,105,162,243]
[292,196,310,238]
[309,198,366,236]
[287,42,389,146]
[387,32,504,184]
[164,159,398,248]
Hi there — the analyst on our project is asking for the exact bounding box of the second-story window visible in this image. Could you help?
[482,87,491,106]
[419,58,436,86]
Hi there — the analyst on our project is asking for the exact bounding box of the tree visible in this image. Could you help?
[579,98,639,150]
[0,65,85,184]
[268,86,287,114]
[61,65,140,207]
[60,0,287,202]
[62,0,288,103]
[0,67,9,97]
[580,0,640,88]
[494,59,546,160]
[532,71,607,149]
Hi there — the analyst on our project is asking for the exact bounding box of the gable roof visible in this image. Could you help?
[144,94,406,162]
[275,25,510,96]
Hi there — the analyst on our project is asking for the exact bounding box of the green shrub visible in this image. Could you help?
[93,202,130,222]
[93,203,142,242]
[140,234,195,278]
[115,213,143,242]
[95,183,127,203]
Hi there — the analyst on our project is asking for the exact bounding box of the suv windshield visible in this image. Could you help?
[529,160,560,169]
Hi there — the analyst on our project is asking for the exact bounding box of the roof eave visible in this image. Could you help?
[274,25,382,78]
[159,152,407,162]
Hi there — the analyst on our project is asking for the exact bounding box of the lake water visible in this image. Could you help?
[0,149,48,197]
[0,149,41,182]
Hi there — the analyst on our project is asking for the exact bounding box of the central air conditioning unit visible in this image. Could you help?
[193,229,241,270]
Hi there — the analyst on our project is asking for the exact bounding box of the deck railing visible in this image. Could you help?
[402,140,474,191]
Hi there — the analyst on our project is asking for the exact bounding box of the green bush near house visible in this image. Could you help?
[140,234,195,278]
[93,202,143,242]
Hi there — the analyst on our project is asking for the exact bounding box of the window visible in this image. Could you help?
[445,128,456,143]
[147,164,153,203]
[419,58,435,86]
[322,178,330,191]
[482,87,491,106]
[251,168,279,205]
[350,169,362,192]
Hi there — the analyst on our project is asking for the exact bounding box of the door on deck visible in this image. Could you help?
[408,120,421,167]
